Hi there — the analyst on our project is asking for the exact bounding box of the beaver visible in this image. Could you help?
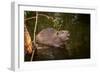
[36,28,70,48]
[32,28,70,60]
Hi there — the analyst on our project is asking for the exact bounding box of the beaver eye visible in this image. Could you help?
[56,32,59,35]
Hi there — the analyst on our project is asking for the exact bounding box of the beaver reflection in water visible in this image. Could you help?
[33,28,70,61]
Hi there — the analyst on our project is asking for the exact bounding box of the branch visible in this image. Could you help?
[33,12,38,45]
[25,14,54,21]
[24,17,36,21]
[39,14,53,19]
[30,12,38,61]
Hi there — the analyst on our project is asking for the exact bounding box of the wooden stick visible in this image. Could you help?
[25,14,53,21]
[30,12,38,61]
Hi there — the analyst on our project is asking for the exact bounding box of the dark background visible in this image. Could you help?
[24,11,90,61]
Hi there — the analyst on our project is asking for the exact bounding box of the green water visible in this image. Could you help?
[24,11,90,61]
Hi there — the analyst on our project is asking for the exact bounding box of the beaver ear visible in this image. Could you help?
[56,31,59,35]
